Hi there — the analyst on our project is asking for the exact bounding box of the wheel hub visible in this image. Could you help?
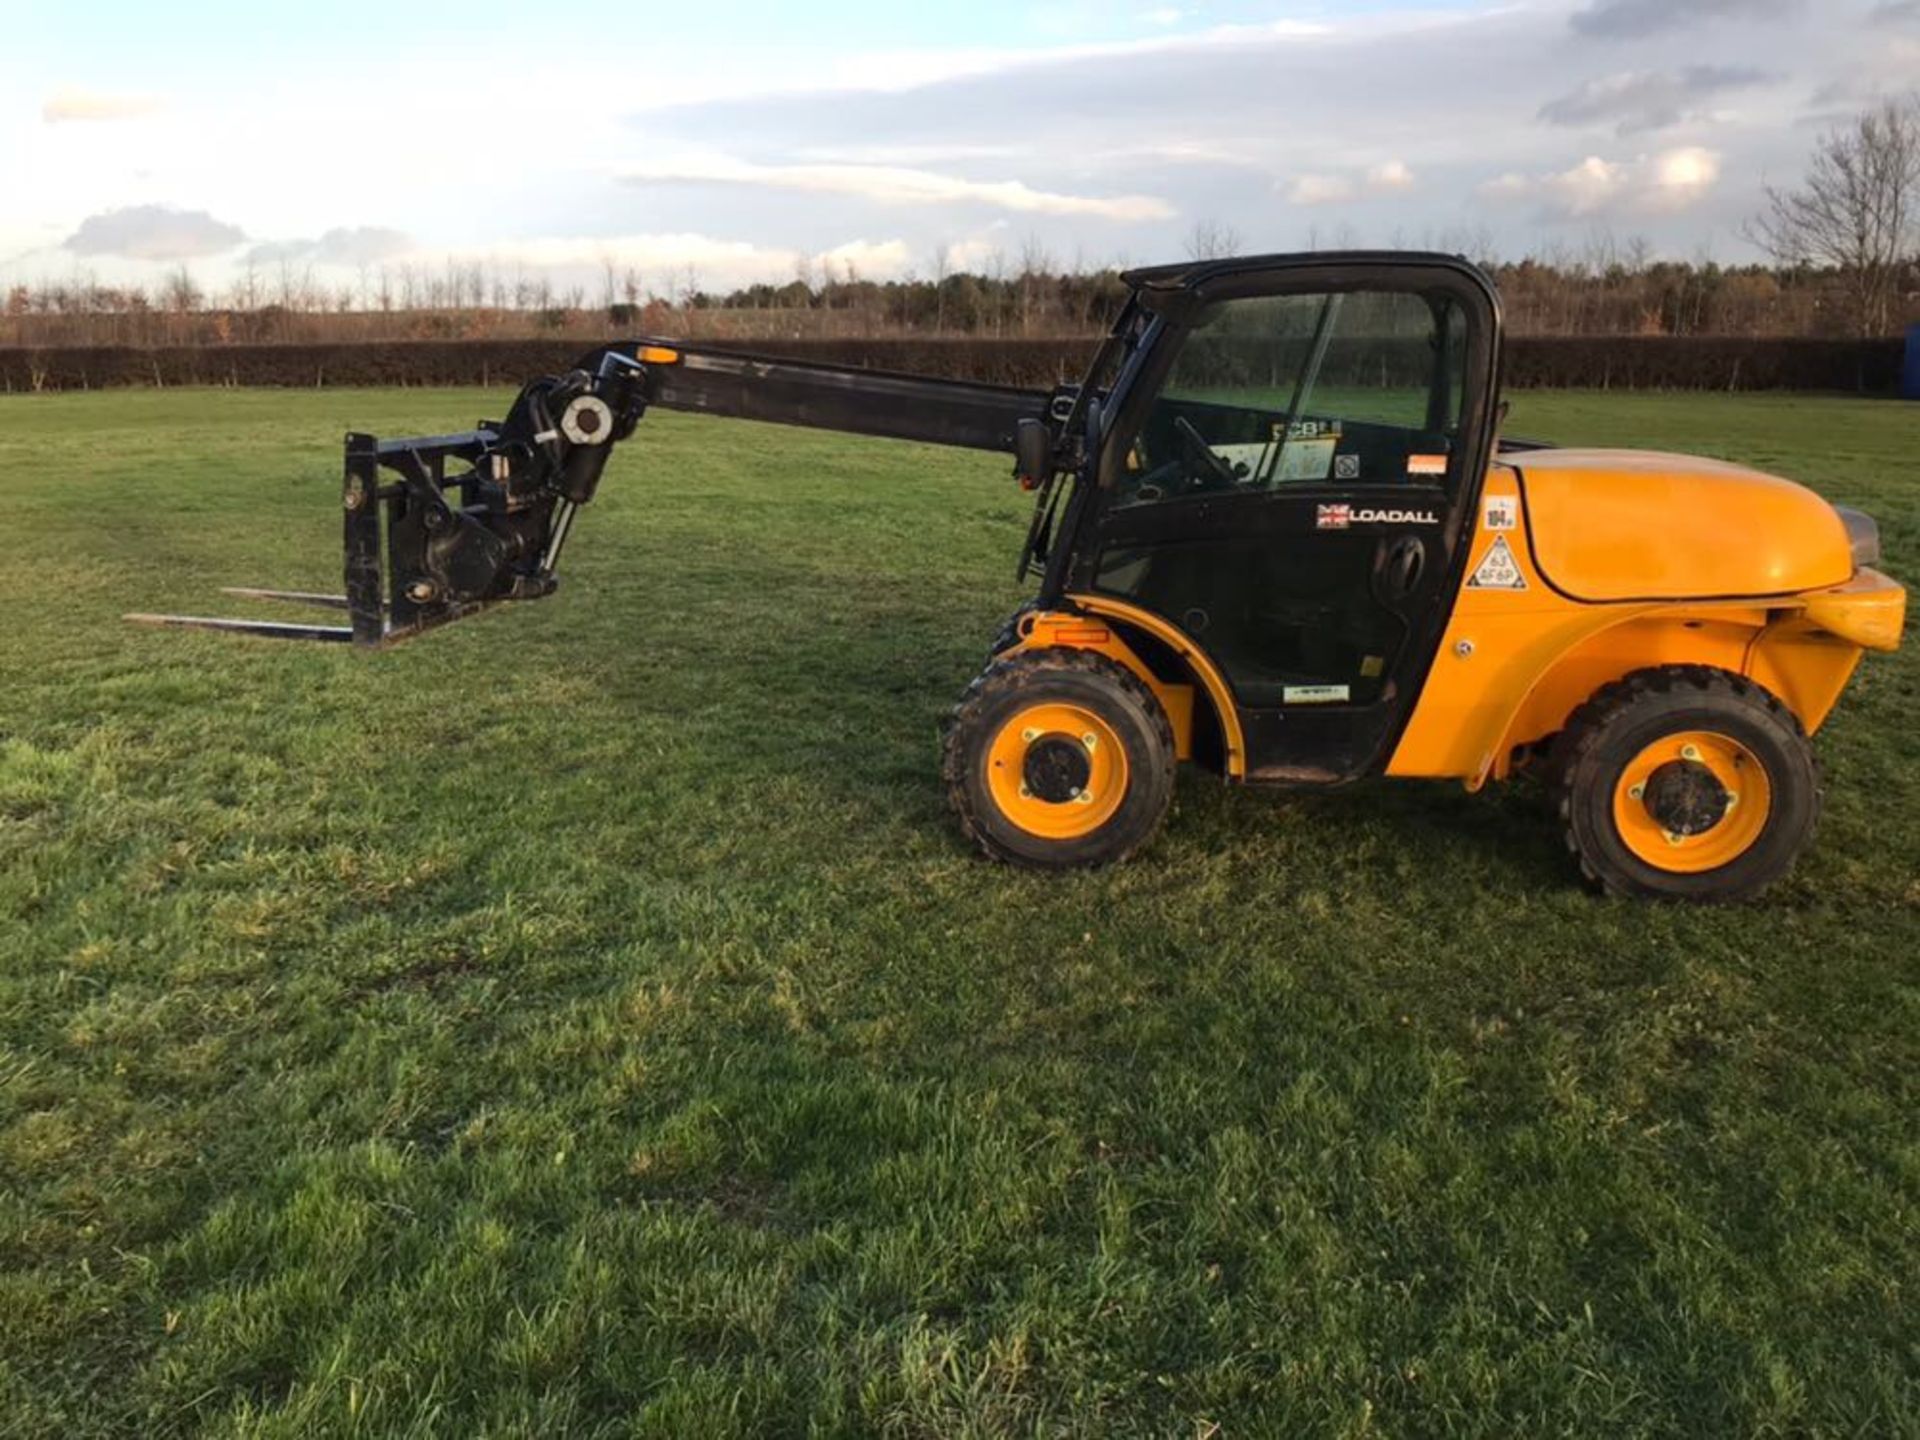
[984,701,1129,841]
[1022,736,1092,804]
[1641,759,1731,837]
[1611,729,1773,875]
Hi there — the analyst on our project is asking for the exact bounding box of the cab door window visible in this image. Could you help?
[1113,289,1466,507]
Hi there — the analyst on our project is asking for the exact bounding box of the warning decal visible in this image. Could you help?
[1467,534,1528,591]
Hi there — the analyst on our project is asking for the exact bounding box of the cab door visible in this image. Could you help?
[1064,262,1500,782]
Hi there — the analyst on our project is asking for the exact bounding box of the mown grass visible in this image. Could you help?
[0,387,1914,1437]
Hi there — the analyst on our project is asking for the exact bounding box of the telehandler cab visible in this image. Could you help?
[133,252,1906,901]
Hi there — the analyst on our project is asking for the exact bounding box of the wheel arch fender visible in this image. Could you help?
[1485,607,1864,784]
[1005,595,1247,779]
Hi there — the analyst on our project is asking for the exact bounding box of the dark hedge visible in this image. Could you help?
[0,335,1906,394]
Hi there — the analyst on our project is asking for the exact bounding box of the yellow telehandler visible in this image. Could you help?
[134,253,1905,900]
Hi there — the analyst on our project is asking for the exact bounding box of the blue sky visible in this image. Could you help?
[6,1,1918,297]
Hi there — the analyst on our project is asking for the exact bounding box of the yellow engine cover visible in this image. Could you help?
[1519,449,1854,601]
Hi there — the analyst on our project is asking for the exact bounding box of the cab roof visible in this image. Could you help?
[1121,250,1490,293]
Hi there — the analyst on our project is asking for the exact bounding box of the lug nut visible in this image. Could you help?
[1076,792,1094,805]
[1665,832,1684,847]
[1681,744,1701,761]
[1629,783,1645,801]
[1082,733,1098,751]
[1021,728,1040,743]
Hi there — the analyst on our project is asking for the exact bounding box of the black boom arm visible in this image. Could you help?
[129,339,1063,647]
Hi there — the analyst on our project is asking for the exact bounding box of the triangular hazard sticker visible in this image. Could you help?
[1467,534,1528,591]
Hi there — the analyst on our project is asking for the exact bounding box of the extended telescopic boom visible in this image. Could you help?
[128,339,1068,646]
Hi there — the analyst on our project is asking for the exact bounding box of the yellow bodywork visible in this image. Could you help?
[1390,460,1903,786]
[1008,450,1904,788]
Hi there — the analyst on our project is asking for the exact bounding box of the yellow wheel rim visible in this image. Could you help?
[1612,729,1773,874]
[984,702,1130,841]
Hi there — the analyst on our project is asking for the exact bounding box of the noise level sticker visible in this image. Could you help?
[1467,534,1528,591]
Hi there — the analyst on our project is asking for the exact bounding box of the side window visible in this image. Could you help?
[1116,288,1465,506]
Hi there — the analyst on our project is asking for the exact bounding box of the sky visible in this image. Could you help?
[4,0,1919,299]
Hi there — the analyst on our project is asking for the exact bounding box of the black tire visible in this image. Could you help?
[943,648,1176,868]
[1554,665,1821,902]
[985,601,1042,660]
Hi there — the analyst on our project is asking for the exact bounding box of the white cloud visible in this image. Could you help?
[1652,146,1721,195]
[42,88,164,123]
[413,231,915,291]
[1549,156,1630,215]
[792,143,1026,166]
[945,237,1009,271]
[1286,161,1414,206]
[815,238,913,277]
[1481,147,1722,217]
[622,155,1174,221]
[1139,7,1186,25]
[1476,172,1533,200]
[1367,160,1416,191]
[248,226,414,268]
[1287,174,1358,206]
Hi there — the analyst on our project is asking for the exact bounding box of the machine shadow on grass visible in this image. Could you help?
[569,562,1579,895]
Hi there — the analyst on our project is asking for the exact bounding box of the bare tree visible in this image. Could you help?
[1184,219,1243,260]
[928,242,951,333]
[236,255,261,312]
[1749,95,1920,336]
[162,265,201,314]
[1017,234,1054,335]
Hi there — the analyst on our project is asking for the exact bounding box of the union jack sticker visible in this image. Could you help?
[1316,503,1352,530]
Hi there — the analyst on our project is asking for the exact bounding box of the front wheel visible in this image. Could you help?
[943,648,1175,868]
[1554,666,1821,902]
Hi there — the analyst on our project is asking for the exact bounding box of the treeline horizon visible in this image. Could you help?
[6,244,1919,349]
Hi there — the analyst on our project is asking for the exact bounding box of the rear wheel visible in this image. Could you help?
[1554,666,1820,902]
[944,648,1175,868]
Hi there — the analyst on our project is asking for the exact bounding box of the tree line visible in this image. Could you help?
[8,251,1916,351]
[6,97,1916,351]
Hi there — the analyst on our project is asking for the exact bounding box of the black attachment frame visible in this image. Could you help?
[125,338,1063,648]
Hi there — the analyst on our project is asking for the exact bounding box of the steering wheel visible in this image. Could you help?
[1174,416,1240,489]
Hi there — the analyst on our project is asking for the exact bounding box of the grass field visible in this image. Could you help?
[1,387,1915,1437]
